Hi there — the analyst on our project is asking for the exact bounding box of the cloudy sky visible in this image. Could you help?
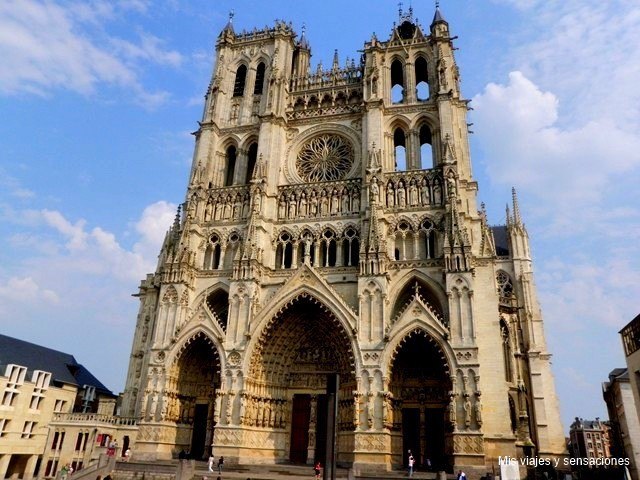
[1,0,639,430]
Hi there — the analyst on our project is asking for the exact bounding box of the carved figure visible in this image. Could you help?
[386,184,395,207]
[370,177,380,204]
[397,181,406,207]
[278,195,286,218]
[420,179,430,205]
[409,180,418,206]
[463,395,471,428]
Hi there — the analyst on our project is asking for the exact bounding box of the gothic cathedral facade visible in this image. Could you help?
[121,6,566,475]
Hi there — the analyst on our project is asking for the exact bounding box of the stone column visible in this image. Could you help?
[0,454,11,480]
[23,455,39,480]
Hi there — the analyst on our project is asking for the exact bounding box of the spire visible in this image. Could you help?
[224,10,235,33]
[332,49,340,71]
[431,1,448,28]
[511,187,523,226]
[298,23,310,50]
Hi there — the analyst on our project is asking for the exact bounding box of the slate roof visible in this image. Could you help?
[0,333,113,397]
[491,225,510,256]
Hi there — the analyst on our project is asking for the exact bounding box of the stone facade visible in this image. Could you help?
[120,6,566,476]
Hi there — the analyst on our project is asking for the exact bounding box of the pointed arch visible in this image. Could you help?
[244,281,360,374]
[233,64,248,97]
[389,271,447,321]
[254,61,266,95]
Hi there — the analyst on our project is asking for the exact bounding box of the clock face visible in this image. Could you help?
[296,134,354,182]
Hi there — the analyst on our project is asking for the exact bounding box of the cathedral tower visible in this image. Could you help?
[121,6,566,476]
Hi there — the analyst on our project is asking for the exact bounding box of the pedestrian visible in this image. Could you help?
[457,470,467,480]
[208,454,215,472]
[425,458,431,472]
[124,448,131,462]
[218,456,224,474]
[314,461,321,480]
[408,454,415,477]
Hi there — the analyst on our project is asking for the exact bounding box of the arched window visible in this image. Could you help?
[394,127,407,171]
[419,124,433,169]
[394,220,415,261]
[233,65,247,97]
[224,232,241,269]
[203,234,222,270]
[319,229,337,267]
[497,271,514,299]
[419,219,436,259]
[224,146,236,186]
[253,62,265,95]
[275,232,294,269]
[501,319,514,382]
[390,59,404,103]
[246,143,258,184]
[342,227,359,267]
[415,57,430,100]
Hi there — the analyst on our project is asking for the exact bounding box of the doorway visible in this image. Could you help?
[402,408,421,467]
[191,403,209,459]
[290,394,311,463]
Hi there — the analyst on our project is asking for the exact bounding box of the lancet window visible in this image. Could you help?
[496,271,515,303]
[246,143,258,184]
[233,65,247,97]
[394,127,407,171]
[501,319,514,382]
[274,227,360,269]
[419,124,434,169]
[254,62,265,95]
[390,59,405,103]
[203,234,222,270]
[415,56,430,100]
[275,232,294,269]
[393,218,438,261]
[224,146,237,186]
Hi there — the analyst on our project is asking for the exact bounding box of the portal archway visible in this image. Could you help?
[167,332,221,459]
[246,293,357,464]
[388,329,452,472]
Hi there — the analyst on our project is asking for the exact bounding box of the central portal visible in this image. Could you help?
[246,294,356,464]
[390,330,451,471]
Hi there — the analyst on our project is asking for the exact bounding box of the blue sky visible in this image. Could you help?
[1,0,639,431]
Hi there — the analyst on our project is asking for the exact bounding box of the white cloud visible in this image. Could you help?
[0,276,59,304]
[473,71,640,233]
[0,0,178,106]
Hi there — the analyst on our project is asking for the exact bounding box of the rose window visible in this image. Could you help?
[296,134,354,182]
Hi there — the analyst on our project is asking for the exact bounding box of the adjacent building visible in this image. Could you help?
[568,417,611,460]
[0,334,122,479]
[118,5,567,476]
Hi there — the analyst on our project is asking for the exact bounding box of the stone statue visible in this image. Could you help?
[474,392,483,427]
[463,395,471,428]
[397,181,406,207]
[370,176,380,204]
[309,191,318,217]
[448,392,456,428]
[299,192,308,217]
[420,179,430,205]
[386,184,395,207]
[409,180,418,206]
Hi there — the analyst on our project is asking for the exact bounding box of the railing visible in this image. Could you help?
[52,412,138,426]
[289,68,362,93]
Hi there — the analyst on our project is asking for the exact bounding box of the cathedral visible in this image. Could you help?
[120,5,567,476]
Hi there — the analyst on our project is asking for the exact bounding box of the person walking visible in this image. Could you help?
[456,470,467,480]
[408,454,415,477]
[208,454,215,472]
[314,461,321,480]
[218,456,224,474]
